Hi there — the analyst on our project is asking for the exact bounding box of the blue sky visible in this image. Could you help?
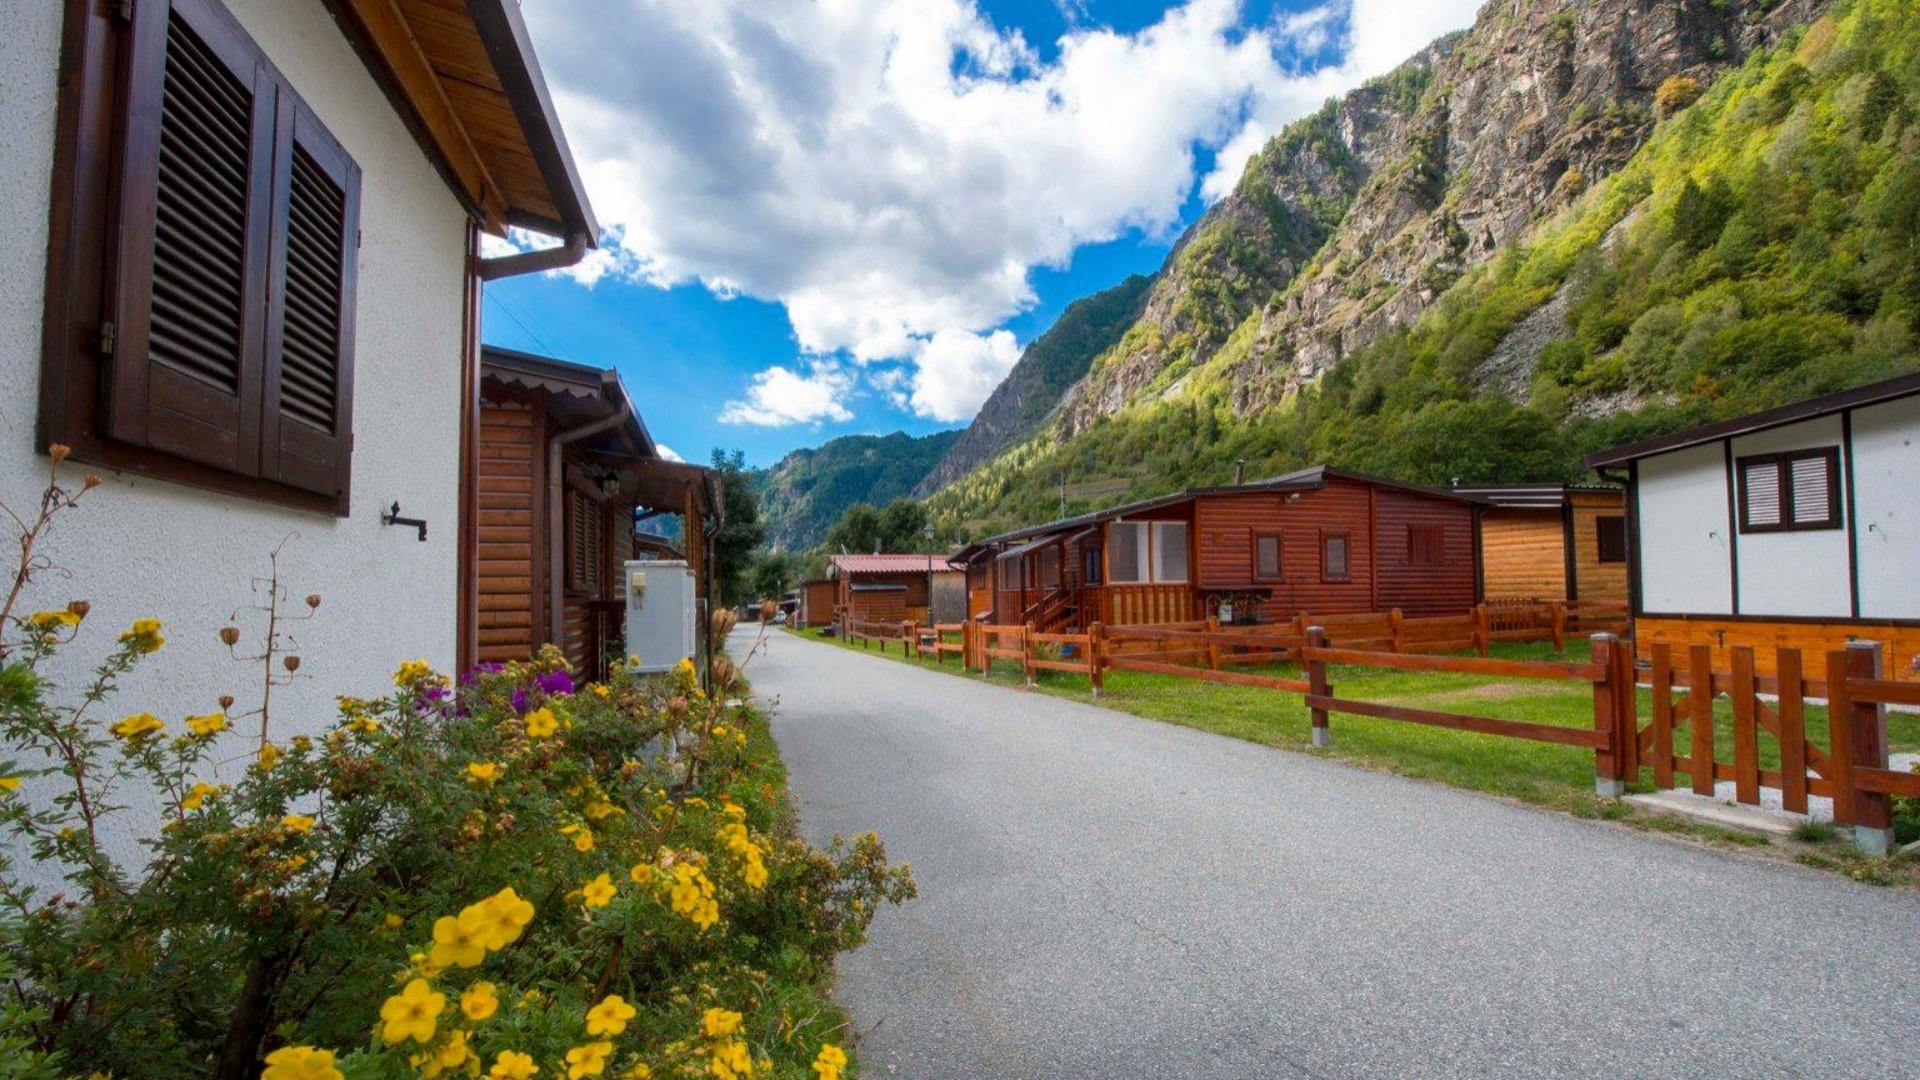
[487,0,1480,468]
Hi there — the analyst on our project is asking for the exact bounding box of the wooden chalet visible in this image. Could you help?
[827,554,962,625]
[472,346,721,677]
[1587,372,1920,680]
[799,579,838,627]
[955,466,1485,632]
[1450,483,1628,605]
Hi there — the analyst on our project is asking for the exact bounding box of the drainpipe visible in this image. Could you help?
[547,381,631,646]
[479,231,592,281]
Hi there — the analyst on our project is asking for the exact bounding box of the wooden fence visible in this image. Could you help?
[920,623,968,665]
[839,614,918,655]
[891,610,1906,854]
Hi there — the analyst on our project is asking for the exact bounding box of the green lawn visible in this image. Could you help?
[793,626,1920,872]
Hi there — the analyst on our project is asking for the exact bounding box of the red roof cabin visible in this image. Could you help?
[954,466,1485,631]
[828,553,962,626]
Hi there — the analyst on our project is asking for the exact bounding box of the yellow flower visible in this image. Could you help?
[584,994,637,1037]
[384,913,405,929]
[471,887,536,950]
[27,610,80,632]
[523,708,558,739]
[740,847,768,890]
[581,872,616,909]
[416,1029,473,1078]
[593,684,611,699]
[670,864,719,930]
[461,981,499,1021]
[119,618,165,653]
[628,863,654,886]
[701,1009,742,1039]
[257,743,282,771]
[109,712,164,741]
[583,799,622,822]
[708,1038,753,1080]
[347,714,380,734]
[393,659,440,687]
[489,1050,540,1080]
[624,1067,653,1080]
[379,978,445,1045]
[0,776,20,794]
[811,1044,847,1080]
[467,762,502,786]
[261,1045,344,1080]
[430,909,489,968]
[565,1042,613,1079]
[185,712,228,737]
[560,823,595,853]
[179,781,219,811]
[282,814,316,834]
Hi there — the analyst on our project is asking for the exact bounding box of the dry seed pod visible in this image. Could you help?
[66,600,90,619]
[305,595,321,609]
[219,626,241,646]
[284,655,301,672]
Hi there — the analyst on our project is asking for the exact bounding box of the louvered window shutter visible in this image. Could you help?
[1742,460,1782,528]
[107,0,274,473]
[1789,455,1833,525]
[262,97,360,499]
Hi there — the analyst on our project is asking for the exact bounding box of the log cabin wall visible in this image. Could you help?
[803,580,837,626]
[1370,488,1478,617]
[1478,508,1567,601]
[1568,490,1629,603]
[841,572,930,621]
[1634,615,1920,683]
[1194,485,1374,619]
[476,403,543,662]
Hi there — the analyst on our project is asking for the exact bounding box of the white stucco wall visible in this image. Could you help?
[1850,396,1920,619]
[1636,442,1733,614]
[1729,416,1852,618]
[1,1,469,872]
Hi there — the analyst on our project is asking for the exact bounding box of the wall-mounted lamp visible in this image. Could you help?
[381,501,428,542]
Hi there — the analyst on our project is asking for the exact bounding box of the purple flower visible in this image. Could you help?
[461,662,503,686]
[510,688,529,713]
[537,670,575,696]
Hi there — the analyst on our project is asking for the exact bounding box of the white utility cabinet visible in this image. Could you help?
[623,559,696,674]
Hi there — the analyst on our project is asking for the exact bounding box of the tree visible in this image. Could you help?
[709,448,765,607]
[876,498,929,551]
[823,503,882,554]
[747,550,794,603]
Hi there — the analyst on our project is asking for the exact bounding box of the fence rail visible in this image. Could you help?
[882,609,1907,856]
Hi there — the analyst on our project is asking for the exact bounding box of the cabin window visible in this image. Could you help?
[1153,523,1189,584]
[569,489,605,594]
[1253,533,1283,581]
[42,0,362,514]
[1108,523,1148,583]
[1321,531,1351,583]
[1595,516,1628,563]
[1406,525,1445,566]
[1737,448,1840,533]
[1036,545,1062,590]
[1081,545,1102,586]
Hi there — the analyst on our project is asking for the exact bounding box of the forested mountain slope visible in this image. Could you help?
[928,0,1917,539]
[754,430,959,551]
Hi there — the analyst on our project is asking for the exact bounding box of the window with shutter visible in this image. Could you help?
[1406,525,1445,566]
[1595,516,1628,563]
[1321,531,1350,583]
[1254,533,1282,581]
[47,0,360,514]
[569,490,605,594]
[1737,448,1840,533]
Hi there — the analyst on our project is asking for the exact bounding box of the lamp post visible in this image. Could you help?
[923,521,936,623]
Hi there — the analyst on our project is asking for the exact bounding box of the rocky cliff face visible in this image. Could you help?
[916,274,1151,495]
[1038,0,1826,435]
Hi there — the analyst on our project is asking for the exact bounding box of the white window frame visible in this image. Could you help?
[1107,520,1188,584]
[1152,522,1189,584]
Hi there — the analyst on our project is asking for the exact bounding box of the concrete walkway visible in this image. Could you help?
[747,628,1920,1079]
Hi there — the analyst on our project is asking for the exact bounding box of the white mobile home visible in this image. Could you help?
[1585,373,1920,678]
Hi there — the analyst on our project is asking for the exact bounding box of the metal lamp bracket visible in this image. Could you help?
[381,501,427,542]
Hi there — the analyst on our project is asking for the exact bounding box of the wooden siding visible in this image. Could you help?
[803,580,837,626]
[476,404,538,662]
[1372,489,1478,617]
[1193,485,1374,619]
[1634,615,1920,683]
[1569,491,1629,604]
[839,571,930,623]
[1480,508,1566,602]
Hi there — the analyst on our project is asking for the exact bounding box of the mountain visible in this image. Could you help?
[755,430,961,551]
[927,0,1917,537]
[915,274,1153,494]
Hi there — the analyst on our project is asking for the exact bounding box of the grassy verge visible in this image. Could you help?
[787,626,1920,887]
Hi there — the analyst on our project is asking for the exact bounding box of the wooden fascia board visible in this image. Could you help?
[342,0,507,232]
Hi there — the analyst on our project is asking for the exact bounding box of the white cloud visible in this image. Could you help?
[905,330,1021,421]
[654,442,684,462]
[521,0,1480,422]
[718,363,855,427]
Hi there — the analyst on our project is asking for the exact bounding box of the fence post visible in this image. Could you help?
[906,620,918,660]
[1591,633,1626,797]
[1206,616,1221,670]
[1389,609,1404,653]
[1550,601,1566,653]
[1846,641,1892,856]
[1089,622,1105,698]
[1306,625,1331,748]
[1023,622,1036,687]
[1473,603,1490,658]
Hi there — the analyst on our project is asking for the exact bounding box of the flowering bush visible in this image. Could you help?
[0,456,914,1079]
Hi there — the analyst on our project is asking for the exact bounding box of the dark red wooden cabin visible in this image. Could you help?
[956,467,1484,630]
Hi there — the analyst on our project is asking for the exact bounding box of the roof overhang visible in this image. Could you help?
[1584,372,1920,468]
[325,0,597,245]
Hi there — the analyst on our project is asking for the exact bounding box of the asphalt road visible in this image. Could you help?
[746,628,1920,1079]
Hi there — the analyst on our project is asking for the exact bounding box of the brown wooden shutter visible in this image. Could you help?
[106,0,274,473]
[261,95,360,501]
[1595,516,1628,563]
